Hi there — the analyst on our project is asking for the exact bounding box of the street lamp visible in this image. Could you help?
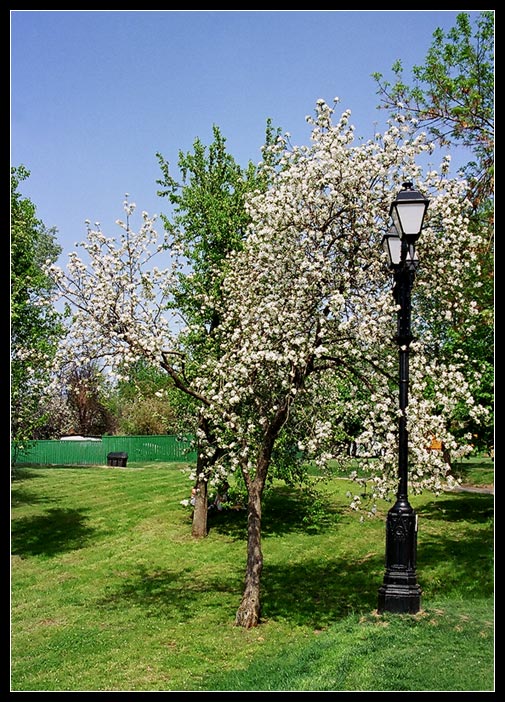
[377,182,429,614]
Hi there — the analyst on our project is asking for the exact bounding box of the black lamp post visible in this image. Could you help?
[377,182,429,614]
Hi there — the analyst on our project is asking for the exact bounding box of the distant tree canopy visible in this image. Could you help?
[11,165,64,453]
[107,359,184,436]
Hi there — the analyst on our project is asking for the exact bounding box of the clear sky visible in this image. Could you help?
[11,10,481,265]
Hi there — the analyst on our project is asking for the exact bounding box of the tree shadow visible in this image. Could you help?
[96,565,216,621]
[417,493,494,523]
[11,468,55,507]
[11,508,95,557]
[11,485,55,508]
[11,467,43,482]
[416,531,494,599]
[261,554,383,627]
[207,485,342,540]
[94,553,381,629]
[93,507,493,630]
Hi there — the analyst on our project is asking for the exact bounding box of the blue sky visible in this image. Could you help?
[11,10,481,265]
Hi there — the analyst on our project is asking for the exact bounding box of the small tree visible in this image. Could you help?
[155,122,281,536]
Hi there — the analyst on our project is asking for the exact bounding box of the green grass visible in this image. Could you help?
[450,454,495,487]
[11,461,494,692]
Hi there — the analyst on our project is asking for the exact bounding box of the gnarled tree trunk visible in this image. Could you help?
[234,415,287,627]
[235,479,263,628]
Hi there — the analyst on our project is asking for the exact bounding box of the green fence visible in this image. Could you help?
[13,435,197,466]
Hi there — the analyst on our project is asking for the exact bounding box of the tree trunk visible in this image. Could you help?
[191,415,229,538]
[234,400,294,628]
[191,454,208,538]
[235,480,263,628]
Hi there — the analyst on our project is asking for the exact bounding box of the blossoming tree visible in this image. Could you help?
[47,99,487,628]
[189,99,487,626]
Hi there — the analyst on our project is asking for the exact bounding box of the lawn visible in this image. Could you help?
[10,460,494,692]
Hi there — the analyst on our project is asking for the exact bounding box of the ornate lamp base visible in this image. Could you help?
[377,498,421,614]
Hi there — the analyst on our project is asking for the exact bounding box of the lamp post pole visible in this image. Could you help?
[378,182,429,615]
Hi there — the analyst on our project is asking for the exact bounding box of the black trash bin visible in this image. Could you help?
[107,451,128,467]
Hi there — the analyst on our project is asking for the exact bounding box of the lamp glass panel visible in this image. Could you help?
[386,235,402,265]
[395,202,426,236]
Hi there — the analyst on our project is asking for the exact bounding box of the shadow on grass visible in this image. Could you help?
[264,525,493,625]
[11,467,43,482]
[95,513,492,630]
[95,541,491,630]
[11,468,59,508]
[207,485,343,540]
[417,532,493,600]
[95,557,381,628]
[417,493,494,524]
[11,508,95,557]
[11,485,53,508]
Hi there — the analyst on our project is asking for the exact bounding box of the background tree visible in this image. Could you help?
[11,166,64,459]
[31,362,115,439]
[64,362,116,436]
[373,10,494,456]
[373,11,494,212]
[107,359,184,436]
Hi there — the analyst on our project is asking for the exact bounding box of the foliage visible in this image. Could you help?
[373,10,494,455]
[106,359,185,435]
[10,166,64,455]
[373,11,494,210]
[155,123,279,343]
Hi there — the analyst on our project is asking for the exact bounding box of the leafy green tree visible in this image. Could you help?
[373,11,494,212]
[11,166,64,459]
[155,122,282,536]
[373,11,494,455]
